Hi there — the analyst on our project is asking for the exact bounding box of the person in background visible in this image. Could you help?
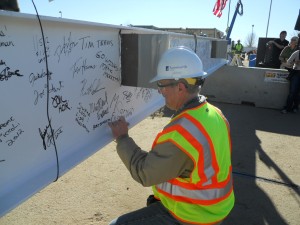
[281,49,300,114]
[230,40,244,66]
[268,31,289,68]
[0,0,19,12]
[279,36,299,69]
[297,33,300,50]
[108,46,235,225]
[234,40,244,54]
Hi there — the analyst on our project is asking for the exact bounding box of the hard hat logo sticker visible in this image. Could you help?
[165,65,187,71]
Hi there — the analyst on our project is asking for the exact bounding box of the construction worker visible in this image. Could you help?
[266,31,289,68]
[230,40,244,66]
[108,46,235,225]
[234,39,244,54]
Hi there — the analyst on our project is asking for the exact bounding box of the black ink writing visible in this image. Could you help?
[123,91,133,103]
[39,124,51,150]
[38,125,63,150]
[48,81,64,94]
[46,127,63,149]
[96,51,119,71]
[96,40,113,47]
[0,123,20,139]
[6,129,24,146]
[110,93,134,122]
[34,88,45,105]
[33,81,64,105]
[51,95,71,113]
[100,63,113,74]
[79,36,94,50]
[0,116,14,130]
[0,117,24,147]
[0,65,23,81]
[96,51,120,82]
[103,72,120,82]
[0,25,7,37]
[54,32,78,63]
[29,70,52,87]
[0,41,14,47]
[135,88,153,103]
[33,35,50,64]
[75,103,90,133]
[89,91,109,120]
[71,57,96,78]
[0,26,14,48]
[93,118,111,130]
[81,78,102,96]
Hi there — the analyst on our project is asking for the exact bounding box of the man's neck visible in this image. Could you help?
[174,94,201,116]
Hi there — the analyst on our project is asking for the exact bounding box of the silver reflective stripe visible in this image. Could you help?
[156,176,232,201]
[166,116,216,184]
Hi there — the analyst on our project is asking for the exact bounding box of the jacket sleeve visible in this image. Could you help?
[279,47,288,61]
[287,50,300,70]
[116,135,194,187]
[287,50,298,65]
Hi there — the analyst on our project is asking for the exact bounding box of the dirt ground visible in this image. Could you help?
[1,102,300,225]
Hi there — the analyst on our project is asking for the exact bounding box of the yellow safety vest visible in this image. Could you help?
[235,43,243,53]
[152,102,234,225]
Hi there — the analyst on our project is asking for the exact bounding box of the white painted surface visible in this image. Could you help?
[0,12,163,216]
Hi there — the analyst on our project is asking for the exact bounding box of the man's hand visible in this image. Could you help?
[108,116,129,139]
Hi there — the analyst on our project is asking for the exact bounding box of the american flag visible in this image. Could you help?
[213,0,228,17]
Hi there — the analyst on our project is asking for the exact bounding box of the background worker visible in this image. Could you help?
[279,36,299,69]
[234,39,244,54]
[281,49,300,114]
[230,40,244,66]
[108,47,235,225]
[268,30,289,68]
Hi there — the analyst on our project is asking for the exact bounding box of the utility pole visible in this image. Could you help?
[251,24,254,46]
[266,0,272,37]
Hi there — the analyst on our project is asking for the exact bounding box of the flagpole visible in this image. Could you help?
[227,0,231,29]
[266,0,272,37]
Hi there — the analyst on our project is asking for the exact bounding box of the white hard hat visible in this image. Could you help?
[150,46,207,83]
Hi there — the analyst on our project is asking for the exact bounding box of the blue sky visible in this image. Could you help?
[19,0,300,45]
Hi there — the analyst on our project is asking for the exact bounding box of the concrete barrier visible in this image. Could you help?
[201,66,290,109]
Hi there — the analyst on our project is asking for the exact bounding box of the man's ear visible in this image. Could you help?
[178,82,186,92]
